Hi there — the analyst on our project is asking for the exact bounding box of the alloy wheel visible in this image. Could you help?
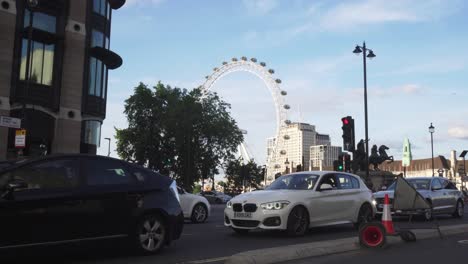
[139,217,165,252]
[193,204,207,223]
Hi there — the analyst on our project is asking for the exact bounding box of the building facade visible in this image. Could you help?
[310,145,342,170]
[0,0,124,160]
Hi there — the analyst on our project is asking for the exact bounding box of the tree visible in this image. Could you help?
[115,82,243,192]
[224,158,264,194]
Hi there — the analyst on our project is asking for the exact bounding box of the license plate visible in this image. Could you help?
[234,212,252,218]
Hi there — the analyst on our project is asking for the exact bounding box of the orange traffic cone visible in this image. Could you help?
[382,194,395,235]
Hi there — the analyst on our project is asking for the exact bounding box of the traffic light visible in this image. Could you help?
[333,154,344,171]
[341,116,355,152]
[344,154,351,172]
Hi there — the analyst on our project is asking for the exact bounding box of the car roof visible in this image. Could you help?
[284,171,361,178]
[405,177,439,180]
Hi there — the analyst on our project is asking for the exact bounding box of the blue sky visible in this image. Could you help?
[98,0,468,168]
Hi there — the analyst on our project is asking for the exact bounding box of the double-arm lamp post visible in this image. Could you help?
[353,42,376,183]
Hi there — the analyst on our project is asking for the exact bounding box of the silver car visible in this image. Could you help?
[373,177,464,220]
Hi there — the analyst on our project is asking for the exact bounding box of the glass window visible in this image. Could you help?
[88,57,97,95]
[93,0,108,17]
[24,9,56,33]
[351,176,360,189]
[82,120,101,146]
[267,174,319,190]
[9,159,79,190]
[431,179,442,190]
[337,174,353,189]
[88,57,106,98]
[85,158,131,186]
[91,30,105,48]
[19,39,54,86]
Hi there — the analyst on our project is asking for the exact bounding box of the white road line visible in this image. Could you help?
[458,239,468,244]
[176,256,228,264]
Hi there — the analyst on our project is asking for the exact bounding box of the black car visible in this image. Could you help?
[0,154,183,254]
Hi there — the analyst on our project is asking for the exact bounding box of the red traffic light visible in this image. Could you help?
[342,118,349,125]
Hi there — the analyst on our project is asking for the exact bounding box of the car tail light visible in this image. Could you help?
[169,180,180,203]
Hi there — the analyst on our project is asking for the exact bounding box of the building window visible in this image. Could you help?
[19,9,57,86]
[82,120,102,146]
[24,9,57,33]
[88,57,107,99]
[91,29,110,49]
[93,0,111,19]
[19,39,54,86]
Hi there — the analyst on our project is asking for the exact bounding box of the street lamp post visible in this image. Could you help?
[428,123,435,177]
[353,42,376,185]
[284,158,290,174]
[104,137,111,156]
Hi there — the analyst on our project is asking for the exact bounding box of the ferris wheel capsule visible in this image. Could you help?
[285,120,291,125]
[241,56,248,61]
[268,69,275,74]
[205,75,209,79]
[283,104,290,110]
[251,58,257,62]
[213,67,219,71]
[222,61,228,65]
[281,90,287,95]
[275,79,282,84]
[232,58,238,62]
[260,62,266,67]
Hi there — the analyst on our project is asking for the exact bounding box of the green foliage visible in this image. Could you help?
[115,82,244,192]
[224,158,264,194]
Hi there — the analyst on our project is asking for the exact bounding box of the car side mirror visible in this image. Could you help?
[7,179,28,190]
[319,183,333,191]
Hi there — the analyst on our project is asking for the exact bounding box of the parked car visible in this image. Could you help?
[224,171,376,236]
[0,154,183,254]
[199,191,232,204]
[373,176,464,220]
[178,187,211,223]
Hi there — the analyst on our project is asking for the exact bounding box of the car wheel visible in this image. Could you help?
[134,214,166,254]
[191,203,208,223]
[452,200,464,218]
[232,228,249,235]
[354,203,373,229]
[286,206,309,237]
[422,200,433,221]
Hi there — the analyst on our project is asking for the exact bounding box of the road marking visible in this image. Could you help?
[176,257,228,264]
[457,240,468,244]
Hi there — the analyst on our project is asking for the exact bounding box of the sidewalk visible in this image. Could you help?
[225,223,468,264]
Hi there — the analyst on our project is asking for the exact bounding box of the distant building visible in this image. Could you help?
[310,145,342,170]
[0,0,125,160]
[265,122,343,184]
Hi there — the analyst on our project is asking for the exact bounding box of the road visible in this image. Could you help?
[2,204,468,264]
[285,232,468,264]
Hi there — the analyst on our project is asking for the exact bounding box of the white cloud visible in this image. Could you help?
[243,0,279,15]
[351,84,423,97]
[243,0,462,45]
[448,126,468,139]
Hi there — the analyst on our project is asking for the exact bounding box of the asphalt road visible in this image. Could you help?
[285,232,468,264]
[2,204,468,264]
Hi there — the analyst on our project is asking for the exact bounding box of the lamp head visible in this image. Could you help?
[353,45,363,55]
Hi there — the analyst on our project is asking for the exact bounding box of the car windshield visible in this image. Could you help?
[266,174,319,190]
[387,178,431,190]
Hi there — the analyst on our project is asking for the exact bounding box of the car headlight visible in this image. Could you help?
[261,201,290,210]
[227,201,232,208]
[372,199,377,206]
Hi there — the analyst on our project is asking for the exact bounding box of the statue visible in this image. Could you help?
[352,139,366,173]
[369,144,394,170]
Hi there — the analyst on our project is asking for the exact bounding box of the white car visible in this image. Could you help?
[178,187,211,223]
[224,171,376,236]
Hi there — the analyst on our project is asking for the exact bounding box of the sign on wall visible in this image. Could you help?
[0,116,21,129]
[15,129,26,148]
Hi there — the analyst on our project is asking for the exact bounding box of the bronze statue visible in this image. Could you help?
[352,139,366,173]
[369,144,394,170]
